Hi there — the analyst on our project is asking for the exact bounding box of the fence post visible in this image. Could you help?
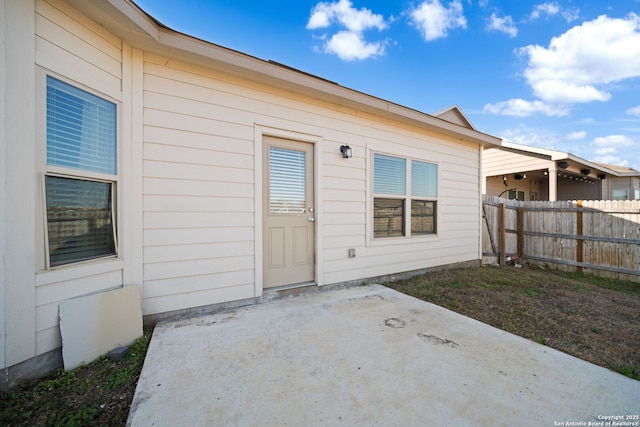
[499,203,506,265]
[517,207,524,258]
[576,200,583,273]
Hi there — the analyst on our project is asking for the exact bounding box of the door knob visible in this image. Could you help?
[308,217,315,222]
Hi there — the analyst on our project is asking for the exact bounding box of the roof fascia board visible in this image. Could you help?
[565,155,619,176]
[493,145,552,161]
[501,141,567,160]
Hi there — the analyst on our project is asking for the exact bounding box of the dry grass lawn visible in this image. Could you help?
[385,265,640,380]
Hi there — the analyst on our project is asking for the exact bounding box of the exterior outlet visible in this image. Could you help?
[348,248,356,258]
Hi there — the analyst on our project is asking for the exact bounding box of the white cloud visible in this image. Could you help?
[561,8,580,23]
[409,0,467,41]
[518,13,640,104]
[528,2,579,23]
[626,106,640,116]
[592,134,633,147]
[567,131,586,140]
[307,0,387,32]
[487,13,517,37]
[483,99,569,117]
[499,128,558,149]
[325,31,386,60]
[590,135,634,166]
[529,2,560,21]
[307,0,388,60]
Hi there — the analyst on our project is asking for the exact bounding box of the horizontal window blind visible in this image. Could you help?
[374,154,406,195]
[269,147,306,214]
[46,76,116,175]
[411,160,437,198]
[46,176,115,266]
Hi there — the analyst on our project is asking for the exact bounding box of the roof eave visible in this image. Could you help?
[64,0,502,148]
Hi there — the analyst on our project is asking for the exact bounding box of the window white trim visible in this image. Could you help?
[41,72,120,270]
[371,151,439,242]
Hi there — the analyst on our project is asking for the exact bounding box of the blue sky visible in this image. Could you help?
[134,0,640,170]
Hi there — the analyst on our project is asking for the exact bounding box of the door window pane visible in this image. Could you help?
[46,176,115,266]
[269,147,306,214]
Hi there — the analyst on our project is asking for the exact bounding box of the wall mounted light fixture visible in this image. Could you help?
[340,145,352,158]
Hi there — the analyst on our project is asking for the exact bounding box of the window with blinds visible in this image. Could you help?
[45,77,117,267]
[373,153,437,238]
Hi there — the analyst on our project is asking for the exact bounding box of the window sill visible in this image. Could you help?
[369,234,439,247]
[36,257,124,287]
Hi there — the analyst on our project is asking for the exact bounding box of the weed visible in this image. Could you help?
[590,327,603,334]
[52,404,100,426]
[447,299,461,309]
[535,335,549,345]
[524,288,542,297]
[609,364,640,381]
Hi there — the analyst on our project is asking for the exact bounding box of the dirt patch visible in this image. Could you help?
[385,265,640,379]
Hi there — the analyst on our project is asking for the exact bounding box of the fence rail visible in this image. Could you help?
[482,195,640,282]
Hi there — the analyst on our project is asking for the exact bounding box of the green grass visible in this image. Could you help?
[610,364,640,381]
[0,331,151,426]
[535,335,549,345]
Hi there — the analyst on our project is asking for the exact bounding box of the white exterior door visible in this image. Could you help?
[263,136,315,288]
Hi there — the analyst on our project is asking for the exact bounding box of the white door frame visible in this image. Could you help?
[254,125,323,297]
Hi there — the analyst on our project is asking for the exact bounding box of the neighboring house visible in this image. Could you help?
[594,163,640,201]
[0,0,501,387]
[483,141,640,201]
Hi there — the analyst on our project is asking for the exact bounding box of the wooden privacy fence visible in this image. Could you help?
[482,195,640,282]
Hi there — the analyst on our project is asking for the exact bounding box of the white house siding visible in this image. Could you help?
[139,54,484,315]
[483,147,549,177]
[141,55,258,314]
[2,0,494,376]
[2,0,38,369]
[32,0,125,357]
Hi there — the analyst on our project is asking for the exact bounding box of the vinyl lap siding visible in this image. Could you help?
[142,55,257,314]
[141,54,484,311]
[35,0,122,99]
[34,0,124,355]
[483,147,549,176]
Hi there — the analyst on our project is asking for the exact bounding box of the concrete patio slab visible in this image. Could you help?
[127,284,639,426]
